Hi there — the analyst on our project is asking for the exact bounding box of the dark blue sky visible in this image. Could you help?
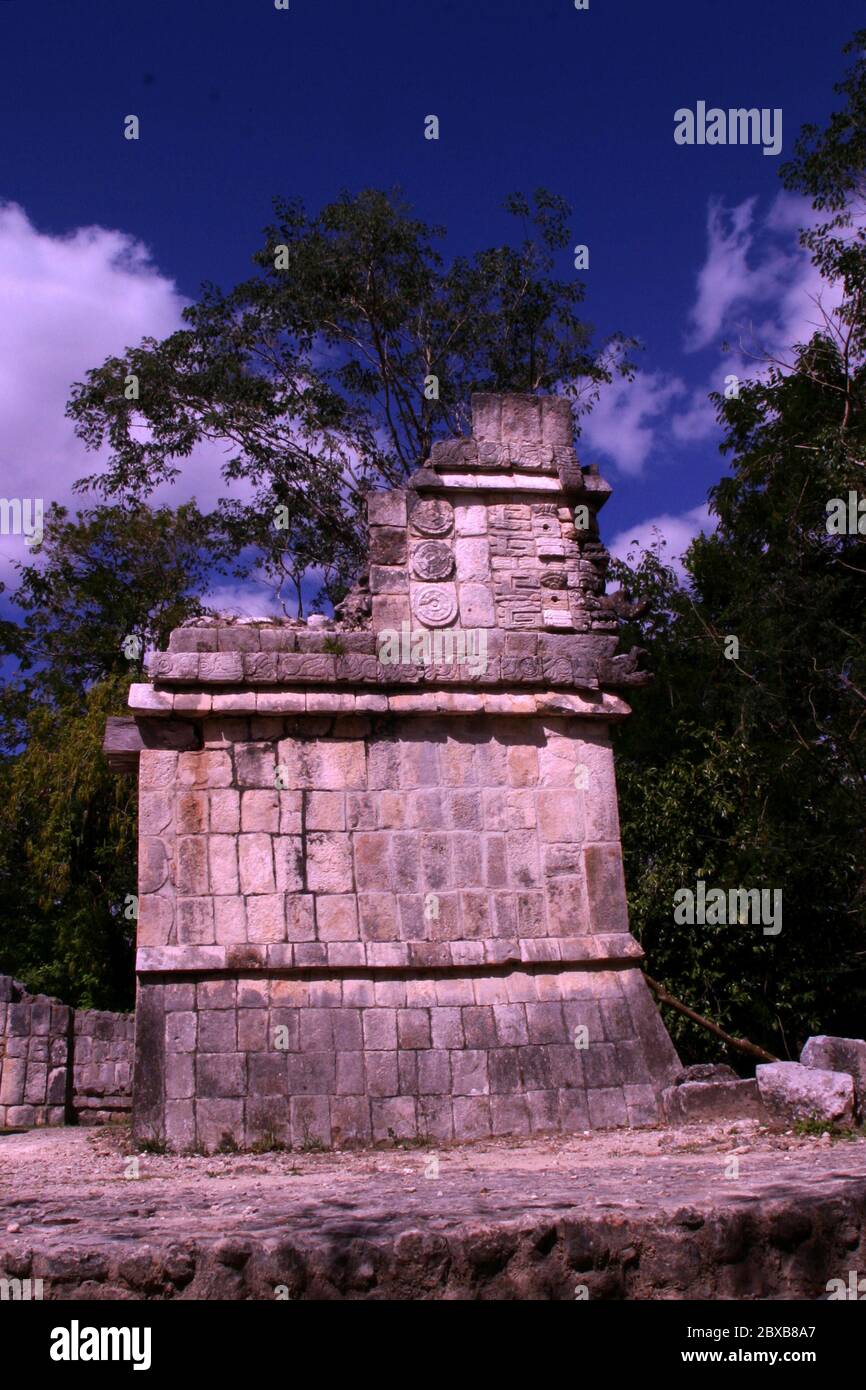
[0,0,857,575]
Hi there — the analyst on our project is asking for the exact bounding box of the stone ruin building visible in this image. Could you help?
[104,391,681,1152]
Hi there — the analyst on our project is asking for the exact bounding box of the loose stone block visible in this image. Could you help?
[801,1035,866,1119]
[757,1061,855,1127]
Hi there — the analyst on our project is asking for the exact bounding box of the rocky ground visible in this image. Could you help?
[1,1121,865,1299]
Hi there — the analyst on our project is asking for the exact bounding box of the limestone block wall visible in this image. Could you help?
[0,977,71,1128]
[131,712,679,1151]
[0,976,133,1128]
[72,1009,135,1125]
[137,714,631,960]
[134,967,668,1153]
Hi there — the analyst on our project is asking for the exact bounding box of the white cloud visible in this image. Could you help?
[0,201,232,592]
[684,196,767,352]
[669,192,848,446]
[683,192,837,356]
[608,502,715,578]
[579,369,686,476]
[201,582,284,619]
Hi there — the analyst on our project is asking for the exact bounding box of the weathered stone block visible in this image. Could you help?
[367,490,407,529]
[801,1035,866,1119]
[176,898,215,945]
[196,1098,244,1150]
[526,1088,559,1133]
[291,1096,332,1148]
[165,1011,197,1053]
[662,1078,765,1125]
[455,582,494,629]
[587,1086,628,1128]
[371,1096,416,1142]
[330,1096,373,1146]
[756,1061,855,1127]
[307,833,354,893]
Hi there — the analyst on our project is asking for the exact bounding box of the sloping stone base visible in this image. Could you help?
[133,965,679,1152]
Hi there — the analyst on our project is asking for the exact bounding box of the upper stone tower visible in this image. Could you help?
[341,392,648,693]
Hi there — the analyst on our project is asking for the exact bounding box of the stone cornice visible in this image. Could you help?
[128,682,633,721]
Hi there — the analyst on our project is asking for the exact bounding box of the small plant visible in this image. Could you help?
[322,635,346,656]
[250,1129,286,1154]
[297,1117,327,1152]
[216,1131,240,1154]
[384,1126,429,1151]
[136,1135,167,1155]
[298,1134,327,1153]
[793,1118,858,1140]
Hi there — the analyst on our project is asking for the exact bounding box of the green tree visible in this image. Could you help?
[67,187,634,610]
[0,675,138,1009]
[0,503,213,1004]
[1,500,212,753]
[613,30,866,1061]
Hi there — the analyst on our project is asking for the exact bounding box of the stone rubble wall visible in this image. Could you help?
[0,976,133,1128]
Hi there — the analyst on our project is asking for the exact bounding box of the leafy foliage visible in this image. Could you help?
[66,187,634,611]
[0,676,137,1009]
[0,503,212,1005]
[613,45,866,1056]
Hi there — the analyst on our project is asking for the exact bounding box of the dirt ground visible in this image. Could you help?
[2,1121,865,1298]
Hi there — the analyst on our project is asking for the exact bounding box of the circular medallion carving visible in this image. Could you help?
[412,540,454,581]
[412,585,458,628]
[411,499,454,537]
